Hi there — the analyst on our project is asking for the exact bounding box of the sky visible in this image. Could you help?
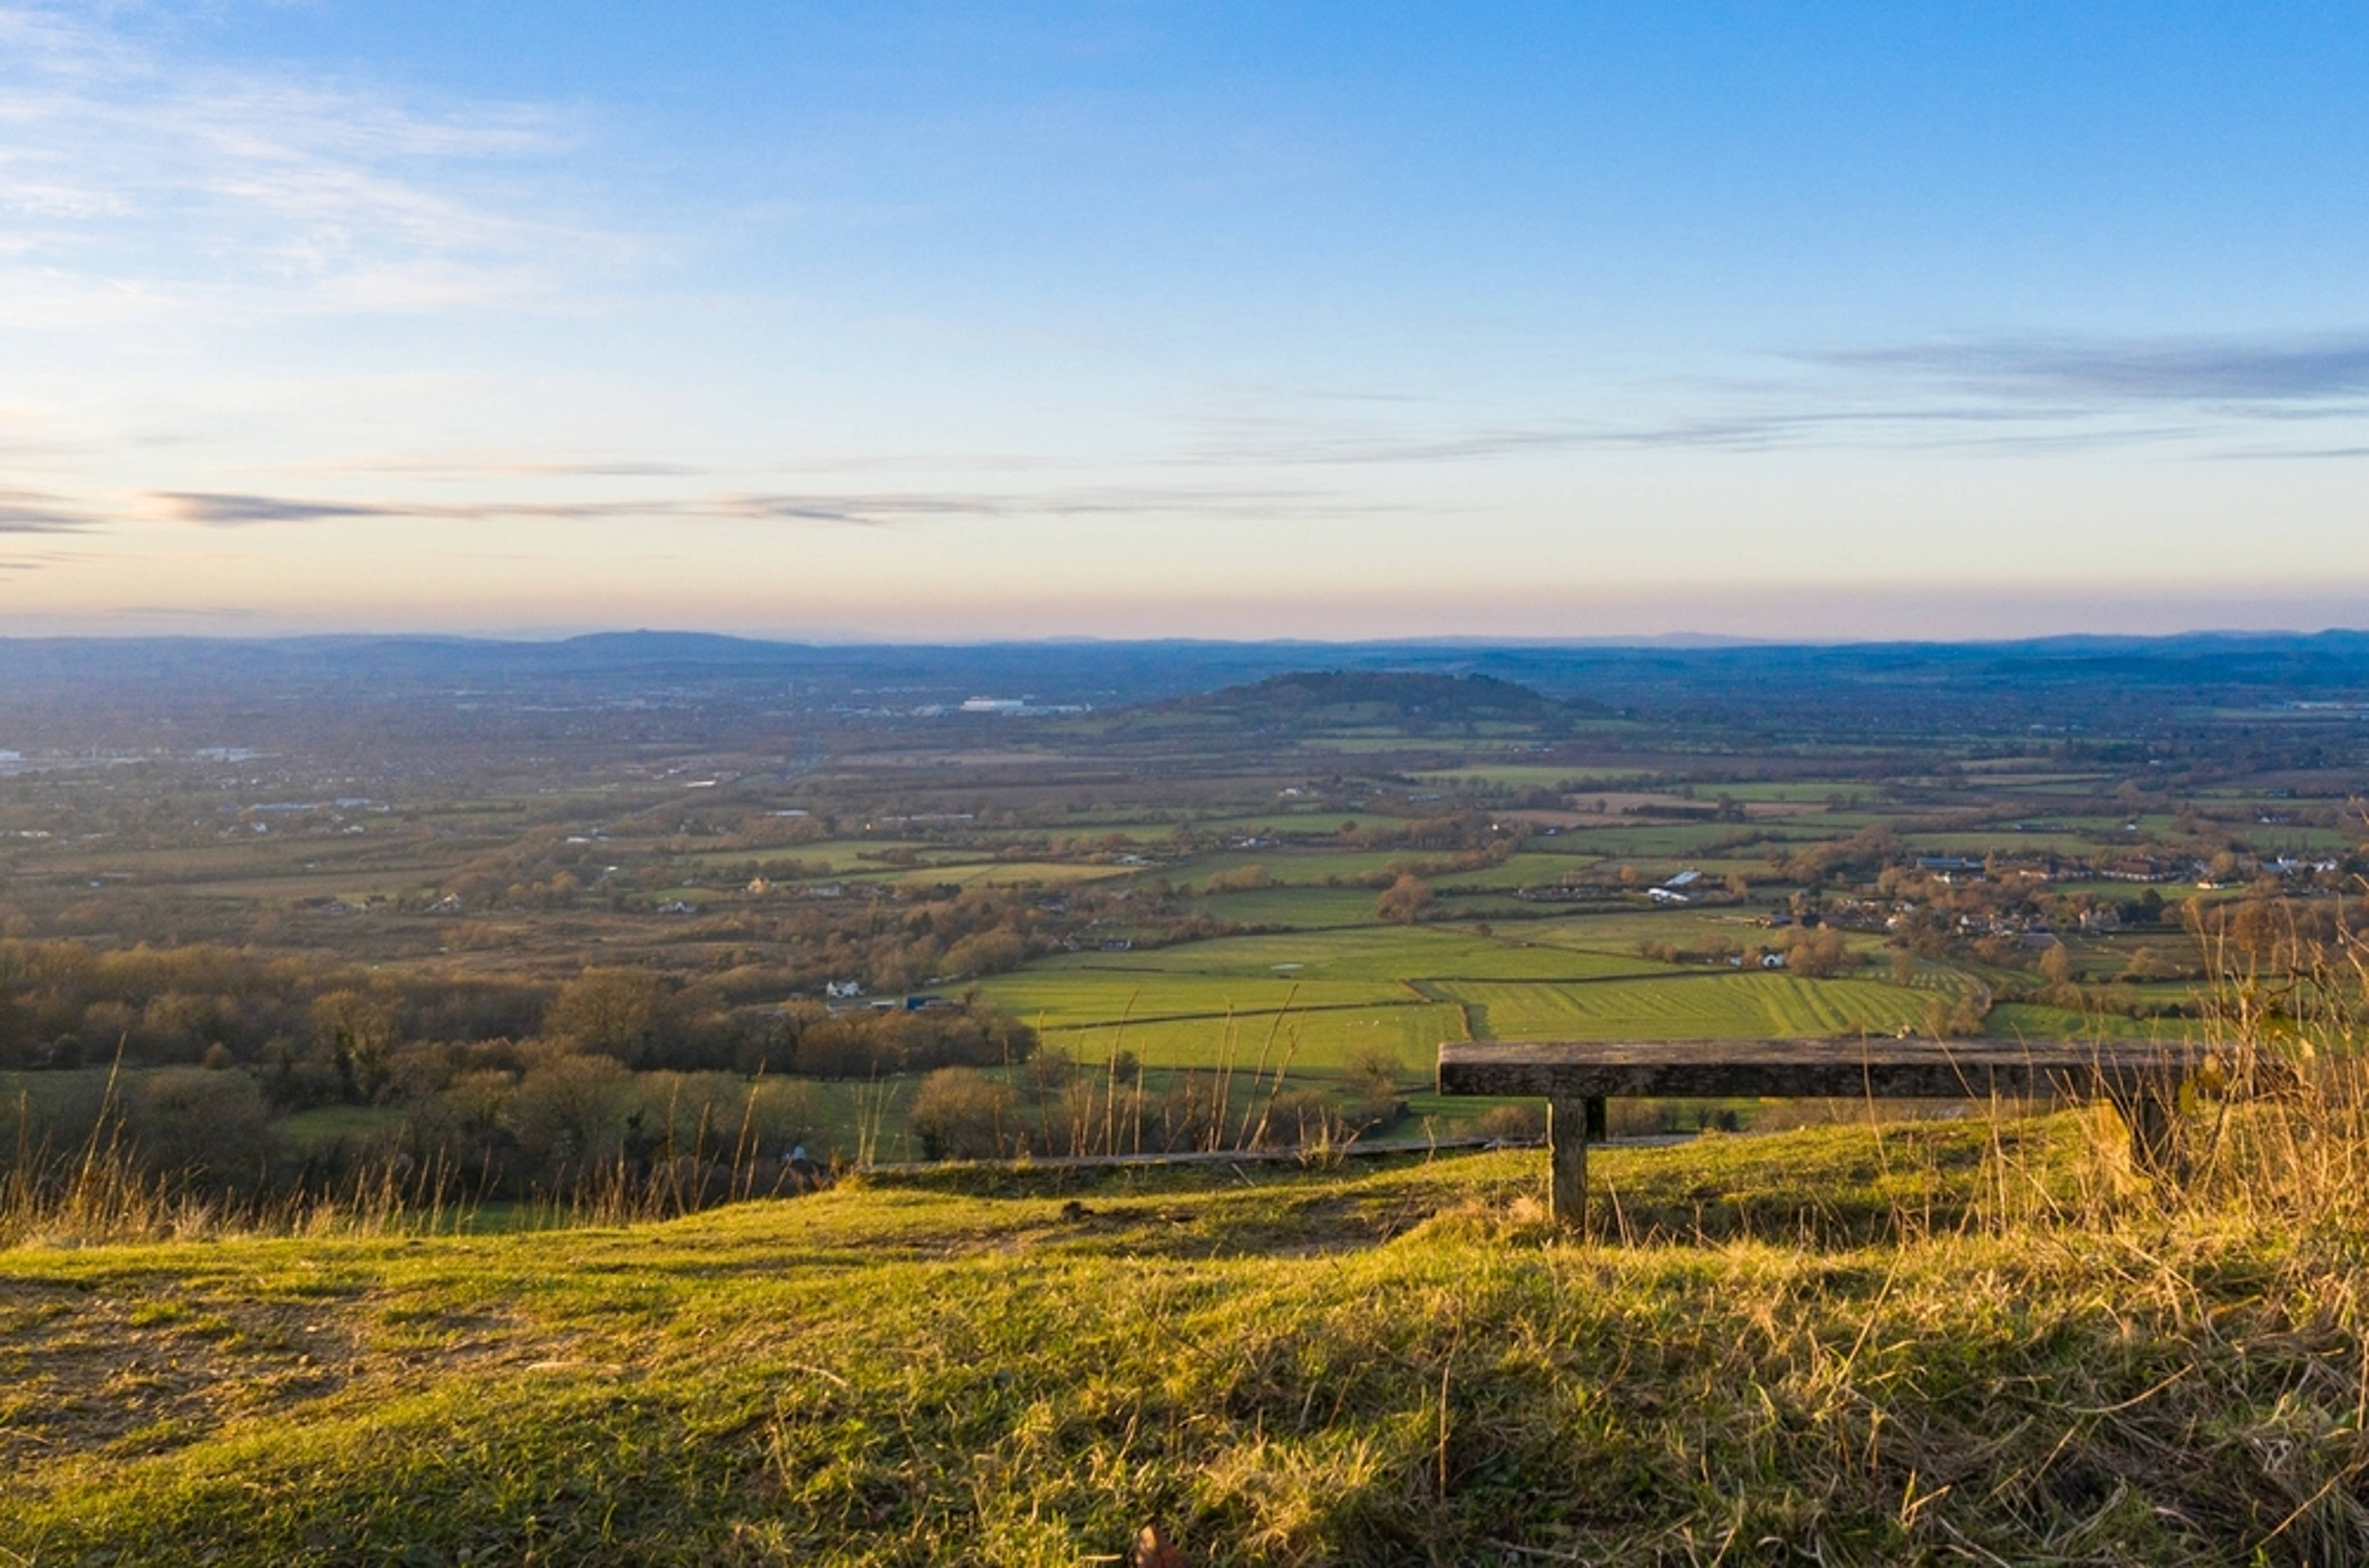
[2,1,2367,642]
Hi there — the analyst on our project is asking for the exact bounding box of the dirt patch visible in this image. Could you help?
[0,1278,585,1478]
[0,1278,358,1471]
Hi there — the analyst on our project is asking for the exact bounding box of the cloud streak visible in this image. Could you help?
[1807,332,2369,405]
[1183,329,2369,471]
[1182,402,2188,468]
[0,487,101,532]
[150,485,1375,530]
[0,4,615,324]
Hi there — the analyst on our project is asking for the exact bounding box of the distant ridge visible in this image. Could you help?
[2,631,2368,739]
[1160,669,1606,723]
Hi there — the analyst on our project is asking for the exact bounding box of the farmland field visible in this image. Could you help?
[970,970,1416,1030]
[0,636,2338,1183]
[885,860,1135,888]
[1438,972,1936,1041]
[1030,1002,1472,1071]
[1011,926,1664,981]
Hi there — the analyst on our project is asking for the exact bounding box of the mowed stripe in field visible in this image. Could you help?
[1036,1003,1472,1071]
[976,951,1667,1038]
[970,974,1418,1030]
[1436,974,1936,1042]
[1005,927,1662,983]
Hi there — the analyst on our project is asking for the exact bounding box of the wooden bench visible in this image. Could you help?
[1437,1037,2208,1228]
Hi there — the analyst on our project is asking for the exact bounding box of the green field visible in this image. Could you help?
[1542,821,1813,854]
[1183,848,1445,887]
[1982,1002,2193,1042]
[980,927,1784,1068]
[973,970,1417,1030]
[675,839,934,874]
[885,860,1134,889]
[1440,972,1935,1041]
[1512,909,1778,952]
[1034,1002,1470,1071]
[1017,926,1665,982]
[976,925,1983,1066]
[1182,883,1388,926]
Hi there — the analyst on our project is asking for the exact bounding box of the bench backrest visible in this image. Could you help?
[1437,1038,2205,1100]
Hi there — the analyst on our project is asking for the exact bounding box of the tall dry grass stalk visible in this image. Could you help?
[1925,919,2369,1563]
[2,1057,845,1246]
[0,1123,477,1249]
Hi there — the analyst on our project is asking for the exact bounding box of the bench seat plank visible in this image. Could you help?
[1439,1038,2203,1101]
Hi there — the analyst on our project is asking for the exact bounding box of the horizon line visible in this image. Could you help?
[4,625,2369,652]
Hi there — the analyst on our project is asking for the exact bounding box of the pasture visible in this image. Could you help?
[1031,1002,1470,1072]
[1438,972,1934,1042]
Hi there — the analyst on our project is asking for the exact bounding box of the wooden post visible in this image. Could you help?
[2117,1091,2177,1176]
[1549,1097,1590,1230]
[1584,1096,1607,1141]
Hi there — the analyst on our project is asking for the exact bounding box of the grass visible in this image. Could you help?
[883,860,1133,889]
[1531,821,1823,854]
[1441,972,1938,1042]
[978,927,1752,1070]
[978,913,2189,1072]
[1983,1001,2189,1041]
[971,971,1417,1031]
[1012,926,1662,982]
[1182,849,1451,887]
[1515,910,1782,952]
[1034,1003,1472,1072]
[1181,884,1384,926]
[275,1104,409,1147]
[5,1098,2366,1565]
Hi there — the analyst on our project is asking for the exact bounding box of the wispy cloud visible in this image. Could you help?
[155,493,404,526]
[0,486,101,531]
[332,451,1073,481]
[150,484,1372,530]
[713,487,1353,524]
[399,460,713,480]
[1806,332,2369,405]
[0,4,616,324]
[2212,443,2369,462]
[1181,401,2188,468]
[1177,330,2369,471]
[103,603,263,618]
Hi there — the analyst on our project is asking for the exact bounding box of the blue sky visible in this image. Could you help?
[3,2,2366,638]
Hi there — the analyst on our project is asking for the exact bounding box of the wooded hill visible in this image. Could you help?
[1113,670,1609,738]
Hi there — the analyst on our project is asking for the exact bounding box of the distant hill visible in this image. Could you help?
[1135,669,1608,732]
[4,630,2369,748]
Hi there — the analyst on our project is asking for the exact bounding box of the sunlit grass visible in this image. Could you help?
[7,1063,2368,1564]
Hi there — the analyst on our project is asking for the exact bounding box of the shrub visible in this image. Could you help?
[1375,874,1434,924]
[126,1069,272,1189]
[908,1067,1018,1160]
[1341,1046,1405,1108]
[1780,924,1850,978]
[793,1018,893,1079]
[1471,1103,1546,1141]
[544,968,680,1065]
[504,1054,634,1170]
[627,1072,825,1162]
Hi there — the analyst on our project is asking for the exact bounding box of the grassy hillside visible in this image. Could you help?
[5,1111,2365,1565]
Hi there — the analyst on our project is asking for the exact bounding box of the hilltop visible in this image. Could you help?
[4,1117,2363,1566]
[1112,669,1609,740]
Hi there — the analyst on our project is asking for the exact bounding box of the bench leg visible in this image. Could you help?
[1549,1097,1602,1230]
[2115,1091,2178,1177]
